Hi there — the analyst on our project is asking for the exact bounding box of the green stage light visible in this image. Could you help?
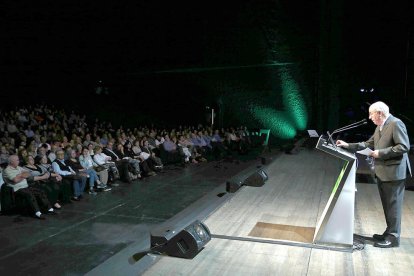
[248,66,307,139]
[250,105,297,139]
[280,68,308,131]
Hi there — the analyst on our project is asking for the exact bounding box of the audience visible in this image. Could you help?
[0,104,255,220]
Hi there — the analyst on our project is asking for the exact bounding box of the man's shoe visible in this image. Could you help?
[71,196,80,201]
[373,233,386,241]
[88,190,97,196]
[373,235,399,248]
[35,214,46,220]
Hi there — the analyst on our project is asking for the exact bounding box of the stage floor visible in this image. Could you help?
[139,148,414,276]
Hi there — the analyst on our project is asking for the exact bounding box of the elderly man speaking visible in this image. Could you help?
[336,101,411,248]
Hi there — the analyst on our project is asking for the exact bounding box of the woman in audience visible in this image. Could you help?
[26,142,38,158]
[79,147,111,191]
[24,155,63,209]
[61,136,71,148]
[37,154,72,204]
[18,148,29,166]
[66,149,98,195]
[114,142,141,179]
[123,141,146,178]
[87,143,95,157]
[132,139,142,155]
[177,135,198,164]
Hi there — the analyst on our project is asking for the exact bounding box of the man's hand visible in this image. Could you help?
[371,150,379,158]
[20,171,31,178]
[336,140,349,148]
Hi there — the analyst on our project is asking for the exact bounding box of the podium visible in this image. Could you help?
[313,136,357,249]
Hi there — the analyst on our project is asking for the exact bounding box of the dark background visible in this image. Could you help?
[2,0,414,132]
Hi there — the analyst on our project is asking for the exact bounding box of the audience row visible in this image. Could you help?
[0,105,255,219]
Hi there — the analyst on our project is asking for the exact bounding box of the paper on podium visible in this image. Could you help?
[356,148,373,156]
[307,130,319,137]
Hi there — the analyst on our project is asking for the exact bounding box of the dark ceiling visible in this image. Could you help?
[2,0,413,122]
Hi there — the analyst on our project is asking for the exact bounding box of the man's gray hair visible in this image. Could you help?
[369,101,390,116]
[8,155,18,164]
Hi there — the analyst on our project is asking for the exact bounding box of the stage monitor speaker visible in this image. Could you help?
[150,220,211,259]
[226,169,268,192]
[226,178,244,193]
[244,169,268,187]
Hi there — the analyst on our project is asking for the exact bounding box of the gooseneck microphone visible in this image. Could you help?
[326,119,368,148]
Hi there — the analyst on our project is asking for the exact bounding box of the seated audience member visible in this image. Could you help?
[24,155,63,209]
[47,143,59,163]
[200,130,213,150]
[132,139,142,156]
[36,146,48,161]
[147,131,157,150]
[124,140,155,177]
[93,146,120,186]
[177,135,197,163]
[65,149,98,195]
[3,155,54,219]
[38,136,51,152]
[79,147,111,191]
[24,126,35,139]
[26,142,38,158]
[0,145,10,167]
[190,133,204,154]
[100,134,109,147]
[162,135,183,163]
[155,134,165,148]
[60,136,71,148]
[211,129,228,158]
[87,143,95,157]
[52,150,86,201]
[141,140,163,170]
[18,148,28,166]
[189,133,208,162]
[36,154,72,204]
[6,120,18,137]
[102,142,132,183]
[114,142,142,179]
[82,133,96,148]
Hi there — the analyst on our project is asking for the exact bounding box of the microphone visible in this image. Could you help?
[331,119,367,135]
[326,119,368,148]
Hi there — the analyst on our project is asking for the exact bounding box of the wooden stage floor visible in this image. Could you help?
[134,148,414,276]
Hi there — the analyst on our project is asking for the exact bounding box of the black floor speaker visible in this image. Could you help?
[151,220,211,259]
[226,169,268,192]
[244,169,268,187]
